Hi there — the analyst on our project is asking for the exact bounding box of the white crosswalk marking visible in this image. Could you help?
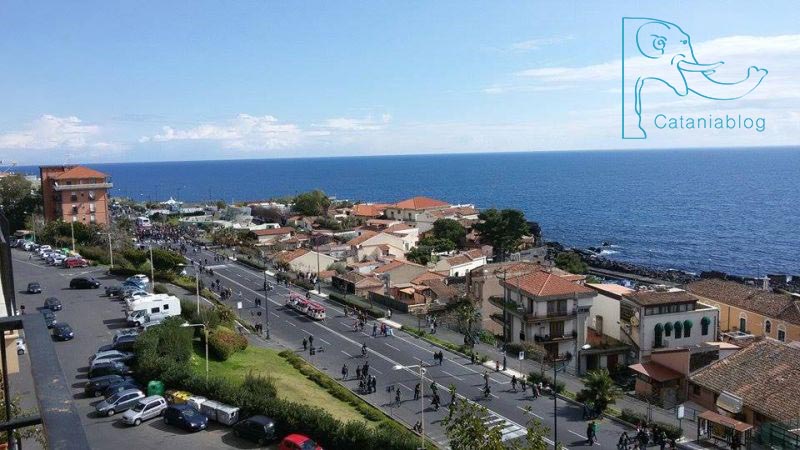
[482,411,527,442]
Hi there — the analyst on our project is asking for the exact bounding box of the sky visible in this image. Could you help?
[0,1,798,164]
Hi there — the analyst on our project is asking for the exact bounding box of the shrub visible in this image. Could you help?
[618,409,683,440]
[328,293,384,318]
[76,245,109,264]
[527,371,566,394]
[207,327,248,361]
[153,284,169,294]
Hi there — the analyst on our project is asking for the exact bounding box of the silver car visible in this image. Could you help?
[121,395,168,426]
[95,389,145,417]
[90,350,134,365]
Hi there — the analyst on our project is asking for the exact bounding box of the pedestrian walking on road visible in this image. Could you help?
[308,335,314,347]
[495,360,500,372]
[372,323,378,337]
[483,371,490,388]
[430,381,438,397]
[356,366,362,380]
[520,378,527,394]
[511,375,518,392]
[587,421,596,445]
[395,388,401,406]
[363,361,370,377]
[470,352,476,365]
[448,384,457,407]
[302,338,308,351]
[414,383,421,400]
[341,364,348,380]
[371,375,377,393]
[386,308,392,319]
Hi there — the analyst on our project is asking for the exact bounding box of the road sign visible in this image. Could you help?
[676,404,685,419]
[519,351,525,360]
[237,301,243,310]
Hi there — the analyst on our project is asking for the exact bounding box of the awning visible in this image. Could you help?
[628,362,683,382]
[699,410,752,433]
[716,390,744,414]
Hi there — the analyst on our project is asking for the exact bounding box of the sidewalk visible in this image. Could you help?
[376,302,696,439]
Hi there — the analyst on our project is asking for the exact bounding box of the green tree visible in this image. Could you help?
[405,246,433,265]
[293,190,331,216]
[474,209,530,261]
[442,398,505,450]
[251,206,286,224]
[576,368,622,414]
[432,219,466,248]
[0,174,42,232]
[554,251,588,274]
[40,220,102,248]
[419,236,456,253]
[215,200,227,210]
[454,298,481,344]
[326,262,348,274]
[509,407,550,450]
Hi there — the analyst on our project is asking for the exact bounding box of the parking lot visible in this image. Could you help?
[10,249,269,450]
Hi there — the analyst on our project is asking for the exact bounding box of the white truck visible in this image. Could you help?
[126,295,181,326]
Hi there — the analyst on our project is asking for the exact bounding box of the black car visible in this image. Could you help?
[70,277,101,289]
[102,379,140,398]
[233,415,277,445]
[27,282,42,294]
[105,285,124,297]
[84,375,132,398]
[44,297,62,311]
[52,323,74,341]
[111,334,137,352]
[40,310,57,328]
[163,404,208,432]
[88,361,130,379]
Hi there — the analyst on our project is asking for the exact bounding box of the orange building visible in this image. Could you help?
[40,165,113,226]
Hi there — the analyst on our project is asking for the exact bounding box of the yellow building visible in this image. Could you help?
[686,279,800,343]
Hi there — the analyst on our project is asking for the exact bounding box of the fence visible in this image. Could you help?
[757,420,800,449]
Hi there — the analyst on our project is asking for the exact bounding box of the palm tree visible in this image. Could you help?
[577,368,622,414]
[454,298,481,347]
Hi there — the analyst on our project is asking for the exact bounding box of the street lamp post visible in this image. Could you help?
[182,323,208,384]
[550,355,569,449]
[393,361,427,450]
[107,231,114,268]
[70,218,76,252]
[148,244,155,292]
[263,271,271,339]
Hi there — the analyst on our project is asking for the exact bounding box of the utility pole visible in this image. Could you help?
[263,271,271,339]
[70,218,76,252]
[149,244,155,291]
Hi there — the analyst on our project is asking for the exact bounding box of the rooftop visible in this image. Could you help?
[687,279,800,325]
[586,283,635,299]
[392,196,450,210]
[623,289,698,306]
[690,339,800,422]
[346,230,378,246]
[352,203,390,217]
[502,270,595,298]
[51,165,109,180]
[253,227,293,236]
[629,361,683,382]
[276,248,309,263]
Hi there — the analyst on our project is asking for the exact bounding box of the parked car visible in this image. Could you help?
[127,274,150,286]
[163,404,208,432]
[90,350,134,365]
[41,310,57,328]
[27,282,42,294]
[36,245,52,256]
[105,285,125,297]
[95,388,145,417]
[233,415,277,445]
[48,254,67,265]
[102,379,141,398]
[65,257,89,268]
[70,277,101,289]
[88,361,130,379]
[44,297,62,311]
[111,334,138,352]
[121,395,168,426]
[52,323,74,341]
[279,434,322,450]
[84,375,132,398]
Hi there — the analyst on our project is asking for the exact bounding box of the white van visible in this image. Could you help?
[126,295,181,325]
[125,293,171,310]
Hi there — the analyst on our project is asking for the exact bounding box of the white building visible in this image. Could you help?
[384,196,450,222]
[433,249,487,277]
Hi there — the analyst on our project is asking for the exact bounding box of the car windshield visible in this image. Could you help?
[300,440,318,450]
[108,393,123,403]
[182,408,198,418]
[60,325,72,333]
[132,402,146,412]
[29,283,39,288]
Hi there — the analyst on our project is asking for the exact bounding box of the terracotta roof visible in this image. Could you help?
[384,223,414,233]
[352,203,390,217]
[697,411,752,433]
[623,289,697,306]
[411,271,446,284]
[430,206,479,218]
[690,339,800,421]
[444,249,485,267]
[336,271,365,283]
[276,248,309,263]
[318,270,337,280]
[392,196,450,210]
[346,230,378,246]
[687,279,800,325]
[254,228,293,236]
[373,259,424,274]
[52,166,108,180]
[356,276,384,288]
[503,270,594,298]
[420,279,459,300]
[628,362,683,382]
[586,283,634,299]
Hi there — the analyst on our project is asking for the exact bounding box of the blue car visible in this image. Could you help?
[52,323,74,341]
[163,404,208,432]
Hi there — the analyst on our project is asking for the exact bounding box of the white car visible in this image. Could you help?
[16,339,26,355]
[51,254,67,265]
[121,395,168,426]
[127,274,150,285]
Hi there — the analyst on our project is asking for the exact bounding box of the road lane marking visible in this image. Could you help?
[319,338,331,345]
[516,406,544,419]
[385,343,401,351]
[341,351,352,357]
[441,370,464,381]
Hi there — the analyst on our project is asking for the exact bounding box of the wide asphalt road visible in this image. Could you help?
[180,243,633,449]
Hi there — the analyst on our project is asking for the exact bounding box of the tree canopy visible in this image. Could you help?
[405,246,433,265]
[554,251,588,274]
[432,218,466,248]
[473,209,529,260]
[293,190,331,216]
[443,399,550,450]
[0,174,42,233]
[576,368,622,414]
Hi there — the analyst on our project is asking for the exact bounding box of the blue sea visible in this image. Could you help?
[20,149,800,276]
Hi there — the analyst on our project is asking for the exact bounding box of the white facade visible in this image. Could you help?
[587,293,622,341]
[288,251,337,274]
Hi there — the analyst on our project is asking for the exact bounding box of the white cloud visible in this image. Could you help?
[0,114,116,150]
[508,35,574,52]
[314,114,392,131]
[140,114,302,150]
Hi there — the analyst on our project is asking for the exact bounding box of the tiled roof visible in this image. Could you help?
[52,166,109,180]
[586,283,634,299]
[276,248,309,263]
[392,196,450,210]
[628,362,683,382]
[352,203,390,217]
[373,259,424,274]
[356,276,384,288]
[420,279,459,300]
[445,249,485,267]
[624,290,697,306]
[336,271,365,283]
[690,339,800,421]
[411,271,446,284]
[384,223,414,233]
[687,279,800,325]
[254,228,293,236]
[503,270,594,298]
[346,230,378,246]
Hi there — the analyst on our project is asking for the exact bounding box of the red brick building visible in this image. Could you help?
[40,165,113,226]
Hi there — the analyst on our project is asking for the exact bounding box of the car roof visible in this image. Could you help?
[141,395,165,403]
[89,374,122,382]
[284,434,312,443]
[29,282,40,285]
[45,297,60,302]
[55,323,70,328]
[245,415,275,425]
[115,388,142,396]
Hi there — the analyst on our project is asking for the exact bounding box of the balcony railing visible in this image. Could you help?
[52,182,112,191]
[521,308,577,323]
[0,315,90,449]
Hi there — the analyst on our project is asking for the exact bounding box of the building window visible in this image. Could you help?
[654,323,663,348]
[90,214,96,223]
[692,384,701,396]
[765,320,772,334]
[70,192,77,201]
[674,321,683,339]
[664,321,673,337]
[89,203,96,212]
[683,320,692,338]
[778,326,786,342]
[549,321,564,338]
[739,315,747,333]
[88,190,95,200]
[701,317,710,336]
[72,205,78,214]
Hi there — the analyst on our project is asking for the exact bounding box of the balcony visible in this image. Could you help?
[52,181,113,191]
[488,296,522,311]
[0,315,90,449]
[521,308,577,323]
[533,330,577,343]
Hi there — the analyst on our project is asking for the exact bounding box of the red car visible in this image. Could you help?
[278,434,322,450]
[65,258,89,268]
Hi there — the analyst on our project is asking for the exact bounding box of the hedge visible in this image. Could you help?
[618,409,683,440]
[403,326,489,363]
[526,371,566,394]
[153,284,169,294]
[328,292,385,318]
[207,327,248,361]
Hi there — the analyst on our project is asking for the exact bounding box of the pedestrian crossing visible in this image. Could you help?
[486,412,528,442]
